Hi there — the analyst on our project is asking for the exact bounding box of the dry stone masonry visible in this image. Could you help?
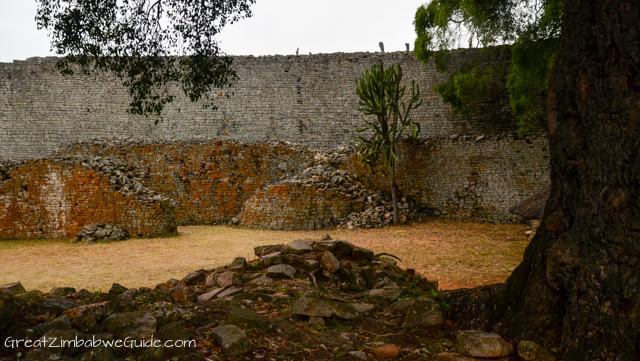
[0,49,550,235]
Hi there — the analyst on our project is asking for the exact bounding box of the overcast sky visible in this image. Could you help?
[0,0,428,63]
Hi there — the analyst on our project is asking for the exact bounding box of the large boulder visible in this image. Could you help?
[211,325,252,356]
[292,293,360,320]
[457,330,514,358]
[101,312,157,340]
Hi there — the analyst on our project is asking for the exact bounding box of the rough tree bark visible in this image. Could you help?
[492,0,640,359]
[445,1,640,359]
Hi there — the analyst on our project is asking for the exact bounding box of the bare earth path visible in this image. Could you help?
[0,221,529,292]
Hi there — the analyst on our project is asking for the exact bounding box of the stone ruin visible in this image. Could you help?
[0,236,554,360]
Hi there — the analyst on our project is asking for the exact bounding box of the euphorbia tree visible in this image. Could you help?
[353,62,423,226]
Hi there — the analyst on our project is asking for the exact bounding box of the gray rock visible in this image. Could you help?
[229,257,247,274]
[379,255,397,266]
[267,264,297,279]
[261,252,283,267]
[248,275,274,285]
[217,286,243,299]
[108,283,128,295]
[182,270,206,285]
[217,271,242,288]
[292,293,360,319]
[211,324,252,355]
[352,247,374,261]
[313,241,336,252]
[204,273,219,288]
[158,321,191,343]
[254,244,286,257]
[31,315,73,337]
[62,301,112,333]
[49,287,77,297]
[305,259,320,269]
[309,316,325,327]
[318,330,353,349]
[349,350,368,360]
[386,299,414,313]
[197,288,225,302]
[39,328,86,356]
[457,330,514,358]
[285,239,313,253]
[101,312,157,340]
[367,287,402,301]
[517,340,557,361]
[402,296,444,328]
[39,297,82,315]
[0,282,26,295]
[226,306,274,334]
[351,303,374,315]
[321,251,340,273]
[359,267,377,287]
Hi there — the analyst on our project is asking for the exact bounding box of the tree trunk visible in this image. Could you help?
[390,160,399,226]
[493,0,640,359]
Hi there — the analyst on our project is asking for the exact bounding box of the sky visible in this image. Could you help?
[0,0,428,63]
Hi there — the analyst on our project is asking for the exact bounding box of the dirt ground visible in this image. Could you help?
[0,221,530,292]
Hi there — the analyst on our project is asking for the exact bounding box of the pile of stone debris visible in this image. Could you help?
[74,156,171,204]
[286,151,417,229]
[73,224,129,244]
[0,236,557,361]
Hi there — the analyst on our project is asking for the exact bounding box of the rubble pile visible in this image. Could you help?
[0,236,554,360]
[73,224,130,243]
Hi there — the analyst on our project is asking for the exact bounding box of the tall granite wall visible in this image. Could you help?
[1,49,519,161]
[0,49,549,226]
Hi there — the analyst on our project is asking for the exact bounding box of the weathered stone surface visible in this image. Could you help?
[229,257,247,274]
[204,273,219,288]
[197,288,225,302]
[158,321,191,343]
[318,330,354,349]
[49,287,77,296]
[261,252,283,267]
[39,297,82,315]
[217,286,243,299]
[31,315,73,336]
[267,264,297,279]
[351,303,374,315]
[321,251,341,273]
[309,316,325,327]
[292,293,359,319]
[402,296,444,328]
[313,241,336,252]
[74,223,129,243]
[211,324,252,355]
[101,312,157,340]
[76,346,117,361]
[248,275,274,285]
[182,270,206,285]
[517,340,557,361]
[367,287,402,300]
[352,247,374,261]
[108,283,128,295]
[386,299,414,313]
[0,293,19,330]
[374,344,401,358]
[254,245,286,257]
[457,330,514,358]
[39,328,86,356]
[349,350,368,360]
[0,282,26,295]
[226,306,274,334]
[62,301,112,333]
[217,271,242,288]
[285,239,313,253]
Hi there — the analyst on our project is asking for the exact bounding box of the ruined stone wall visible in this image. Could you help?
[58,140,315,225]
[0,49,519,161]
[0,158,176,239]
[239,182,364,230]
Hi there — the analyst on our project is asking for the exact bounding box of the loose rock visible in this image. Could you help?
[457,330,514,358]
[211,324,252,355]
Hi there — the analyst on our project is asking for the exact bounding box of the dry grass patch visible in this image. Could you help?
[0,221,530,292]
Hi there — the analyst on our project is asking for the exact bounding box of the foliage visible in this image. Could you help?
[35,0,255,121]
[352,61,423,225]
[414,0,563,135]
[352,62,422,173]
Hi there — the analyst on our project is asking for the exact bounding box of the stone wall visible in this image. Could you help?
[58,140,315,225]
[0,157,176,239]
[1,49,519,161]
